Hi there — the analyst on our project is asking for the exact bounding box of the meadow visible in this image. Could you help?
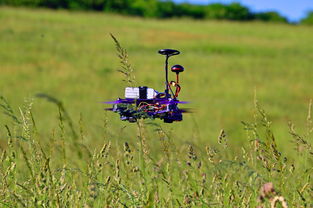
[0,7,312,207]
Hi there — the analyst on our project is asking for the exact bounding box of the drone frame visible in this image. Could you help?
[105,48,187,123]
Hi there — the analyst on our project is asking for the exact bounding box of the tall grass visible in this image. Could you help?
[110,33,136,87]
[0,95,311,207]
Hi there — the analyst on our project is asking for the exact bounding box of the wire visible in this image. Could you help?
[168,81,182,98]
[138,102,166,112]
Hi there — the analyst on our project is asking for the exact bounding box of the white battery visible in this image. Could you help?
[125,87,157,99]
[125,87,139,99]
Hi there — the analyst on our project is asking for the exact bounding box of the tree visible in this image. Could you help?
[300,11,313,25]
[205,3,253,21]
[129,0,158,17]
[178,3,205,19]
[255,11,288,23]
[156,0,175,18]
[0,0,290,24]
[225,2,253,20]
[205,3,228,20]
[103,0,132,14]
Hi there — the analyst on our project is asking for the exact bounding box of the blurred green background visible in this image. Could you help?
[0,6,313,154]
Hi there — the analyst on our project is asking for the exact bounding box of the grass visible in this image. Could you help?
[0,94,311,207]
[0,7,312,207]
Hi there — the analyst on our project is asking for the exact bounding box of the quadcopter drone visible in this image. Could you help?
[104,49,188,123]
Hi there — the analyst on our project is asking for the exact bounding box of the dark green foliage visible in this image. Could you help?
[103,0,132,14]
[205,3,254,21]
[255,11,288,23]
[170,3,206,19]
[300,11,313,25]
[155,0,176,18]
[0,0,290,23]
[205,3,227,20]
[128,0,159,18]
[38,0,69,9]
[226,3,254,20]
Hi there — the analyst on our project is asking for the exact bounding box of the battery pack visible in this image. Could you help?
[125,87,157,99]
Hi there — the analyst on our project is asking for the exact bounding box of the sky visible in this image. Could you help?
[173,0,313,22]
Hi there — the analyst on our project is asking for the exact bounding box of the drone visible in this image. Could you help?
[104,49,188,123]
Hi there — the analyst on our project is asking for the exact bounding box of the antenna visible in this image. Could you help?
[158,49,180,98]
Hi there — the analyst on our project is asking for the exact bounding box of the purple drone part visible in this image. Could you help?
[103,99,133,104]
[104,98,189,105]
[154,99,187,104]
[103,101,120,104]
[153,110,168,114]
[173,101,189,104]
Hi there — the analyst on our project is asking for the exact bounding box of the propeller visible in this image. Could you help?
[103,99,135,104]
[178,108,193,113]
[104,108,114,111]
[104,99,188,105]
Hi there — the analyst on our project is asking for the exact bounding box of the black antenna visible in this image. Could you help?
[165,55,169,96]
[158,49,180,98]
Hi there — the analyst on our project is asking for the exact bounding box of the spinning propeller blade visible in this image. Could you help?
[179,108,193,113]
[104,99,188,105]
[104,108,114,111]
[103,101,120,104]
[103,99,135,104]
[175,101,189,104]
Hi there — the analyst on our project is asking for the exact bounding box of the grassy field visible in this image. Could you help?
[0,7,312,207]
